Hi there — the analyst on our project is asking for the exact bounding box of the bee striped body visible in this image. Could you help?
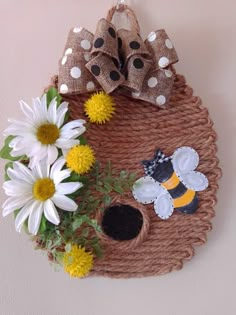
[151,160,199,214]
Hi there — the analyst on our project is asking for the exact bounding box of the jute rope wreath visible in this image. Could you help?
[1,4,221,278]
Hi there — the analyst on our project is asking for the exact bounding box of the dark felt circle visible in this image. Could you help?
[133,58,144,69]
[101,204,143,241]
[110,70,120,81]
[91,65,100,76]
[94,38,104,48]
[129,41,141,50]
[108,27,116,38]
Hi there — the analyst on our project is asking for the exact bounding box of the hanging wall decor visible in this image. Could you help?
[1,3,221,278]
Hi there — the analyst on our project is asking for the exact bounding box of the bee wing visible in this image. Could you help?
[132,176,164,204]
[172,147,199,175]
[180,171,209,191]
[154,191,174,220]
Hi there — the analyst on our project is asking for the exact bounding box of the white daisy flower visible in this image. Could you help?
[2,158,82,235]
[4,94,86,167]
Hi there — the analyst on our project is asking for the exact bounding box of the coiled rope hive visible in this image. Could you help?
[48,70,221,278]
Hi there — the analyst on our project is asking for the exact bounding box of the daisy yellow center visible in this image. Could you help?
[33,178,55,201]
[66,145,95,175]
[36,123,60,145]
[63,245,93,278]
[84,92,115,124]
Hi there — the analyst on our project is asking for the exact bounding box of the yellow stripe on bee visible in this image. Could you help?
[161,172,180,190]
[173,189,196,208]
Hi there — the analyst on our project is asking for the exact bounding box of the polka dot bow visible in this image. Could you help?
[58,19,178,107]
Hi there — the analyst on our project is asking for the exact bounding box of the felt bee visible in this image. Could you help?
[132,147,209,219]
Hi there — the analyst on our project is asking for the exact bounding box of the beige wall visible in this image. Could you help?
[0,0,235,314]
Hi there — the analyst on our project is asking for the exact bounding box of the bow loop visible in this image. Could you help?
[117,29,151,65]
[145,30,178,69]
[91,19,120,62]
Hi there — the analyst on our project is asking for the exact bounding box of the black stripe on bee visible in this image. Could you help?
[175,193,199,214]
[168,181,188,198]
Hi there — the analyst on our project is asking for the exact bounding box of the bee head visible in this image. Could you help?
[142,149,171,176]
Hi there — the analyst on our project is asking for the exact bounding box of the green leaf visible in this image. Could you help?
[79,135,87,145]
[4,161,13,180]
[72,215,88,231]
[102,195,112,206]
[120,170,128,179]
[38,215,47,234]
[46,87,62,106]
[65,243,72,253]
[113,185,124,194]
[92,243,103,258]
[0,136,26,161]
[85,218,102,233]
[104,182,112,192]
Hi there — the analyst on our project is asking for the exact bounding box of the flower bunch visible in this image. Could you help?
[1,88,137,278]
[1,88,96,277]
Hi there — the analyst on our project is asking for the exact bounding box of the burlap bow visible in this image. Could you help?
[58,19,178,106]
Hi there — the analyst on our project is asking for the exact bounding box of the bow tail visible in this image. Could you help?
[132,68,175,106]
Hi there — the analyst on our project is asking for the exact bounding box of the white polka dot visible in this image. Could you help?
[148,77,158,88]
[165,69,173,78]
[158,57,170,68]
[86,81,95,91]
[132,91,141,98]
[165,39,173,49]
[73,27,82,33]
[147,31,156,42]
[70,67,81,79]
[65,48,72,55]
[81,39,91,50]
[61,55,67,65]
[60,84,68,94]
[156,95,166,106]
[84,53,90,62]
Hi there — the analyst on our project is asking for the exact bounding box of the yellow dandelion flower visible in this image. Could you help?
[66,145,95,174]
[63,245,93,278]
[84,92,115,124]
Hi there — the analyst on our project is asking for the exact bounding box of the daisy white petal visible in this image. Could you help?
[13,162,36,182]
[28,202,44,235]
[7,168,34,184]
[61,120,86,132]
[8,118,34,127]
[50,157,66,180]
[53,169,71,186]
[47,145,58,165]
[52,194,78,211]
[4,125,33,137]
[56,182,83,195]
[43,199,60,225]
[47,98,58,124]
[3,180,32,197]
[2,195,33,217]
[56,102,69,127]
[32,160,50,179]
[15,199,35,232]
[20,100,35,121]
[60,126,86,139]
[56,139,80,150]
[32,97,47,124]
[40,93,48,120]
[10,148,27,157]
